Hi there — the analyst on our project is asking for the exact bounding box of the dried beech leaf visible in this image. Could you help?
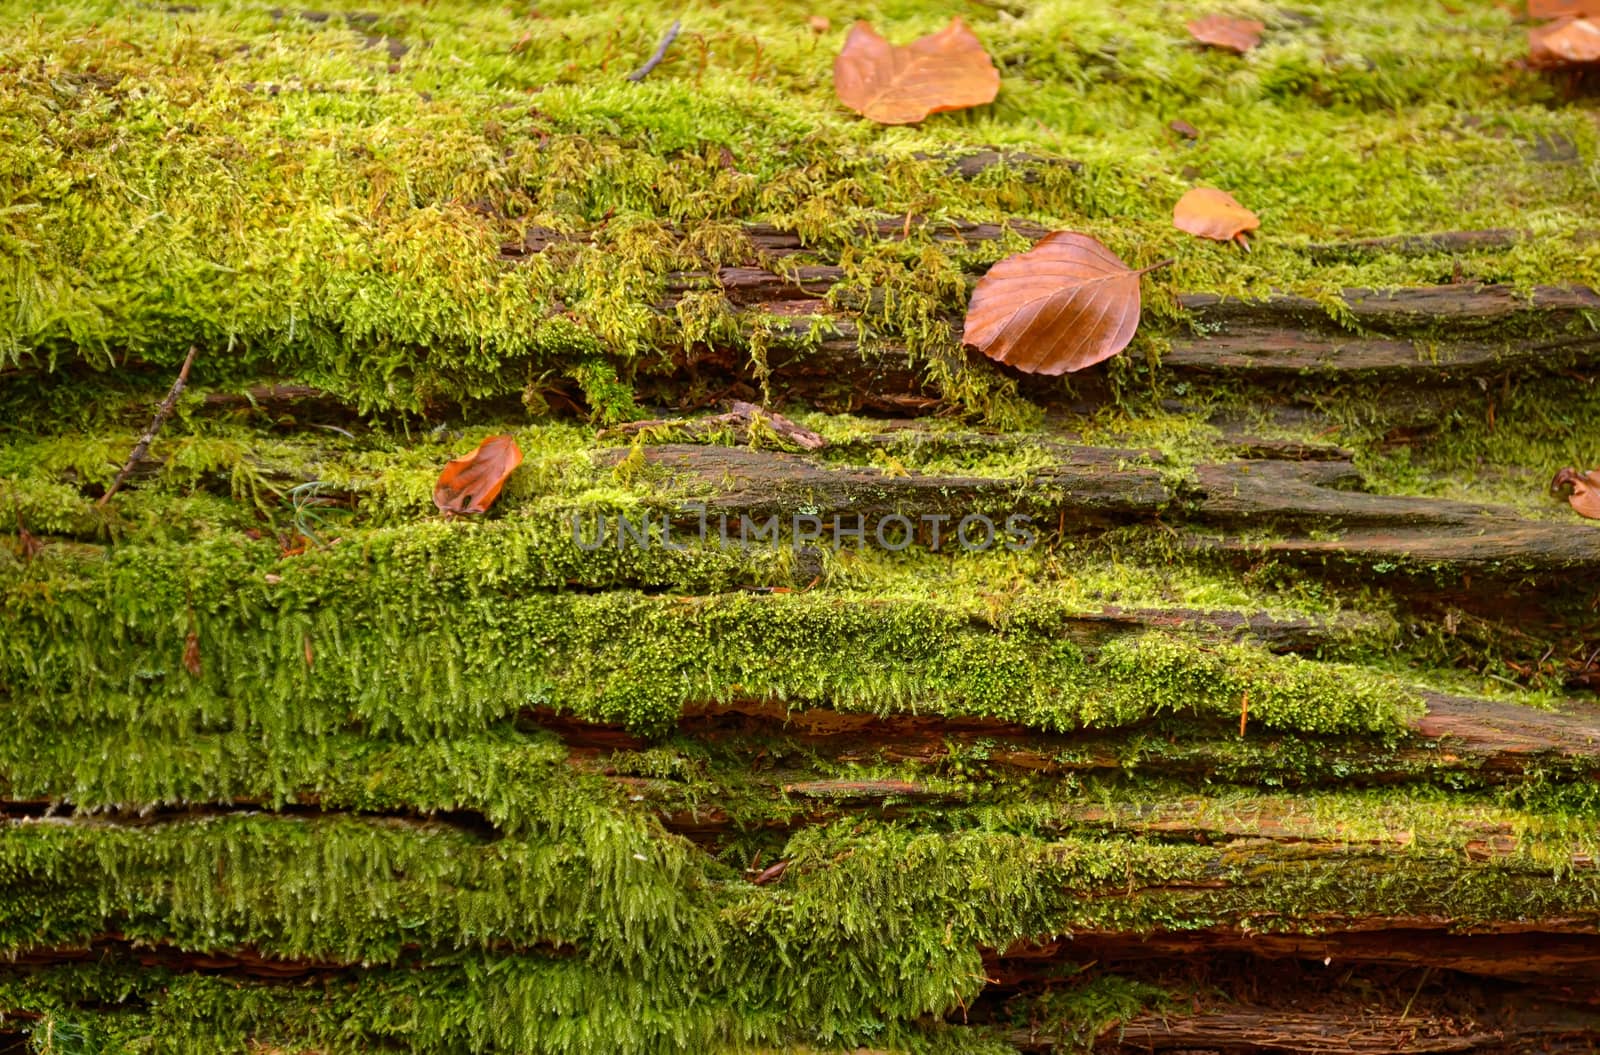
[1530,16,1600,67]
[833,18,999,125]
[183,631,203,678]
[433,434,524,516]
[1186,15,1265,54]
[1529,0,1600,19]
[1173,187,1261,244]
[1552,467,1600,519]
[962,232,1152,376]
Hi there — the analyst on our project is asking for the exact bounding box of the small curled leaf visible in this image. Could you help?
[1528,0,1600,19]
[1529,16,1600,68]
[434,434,524,516]
[1551,467,1600,519]
[1186,15,1265,54]
[1174,187,1261,245]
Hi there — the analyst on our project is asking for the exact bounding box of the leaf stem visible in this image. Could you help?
[1136,258,1176,276]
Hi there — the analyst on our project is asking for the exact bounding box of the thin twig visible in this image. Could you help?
[626,18,680,82]
[98,344,199,507]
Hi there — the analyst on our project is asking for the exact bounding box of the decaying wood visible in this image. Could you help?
[998,927,1600,989]
[1306,227,1529,260]
[538,689,1600,790]
[991,938,1600,1054]
[1072,994,1600,1053]
[6,937,355,979]
[199,383,348,415]
[32,272,1599,430]
[597,400,826,449]
[595,442,1600,575]
[0,799,500,838]
[636,278,1600,419]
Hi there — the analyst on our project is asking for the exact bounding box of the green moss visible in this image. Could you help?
[1010,974,1169,1050]
[3,2,1598,1050]
[3,0,1597,415]
[0,522,1418,736]
[1,792,1595,1052]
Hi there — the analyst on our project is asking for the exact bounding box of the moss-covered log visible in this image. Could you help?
[4,0,1600,1052]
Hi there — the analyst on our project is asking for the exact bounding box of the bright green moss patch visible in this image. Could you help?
[0,801,1596,1051]
[3,0,1597,414]
[0,528,1418,737]
[0,957,1024,1055]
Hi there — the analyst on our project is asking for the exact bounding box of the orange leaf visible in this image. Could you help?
[808,15,830,33]
[1529,0,1600,18]
[962,232,1157,376]
[833,18,999,125]
[1186,15,1265,53]
[433,434,524,516]
[1530,16,1600,67]
[1552,467,1600,519]
[1173,187,1261,244]
[183,630,203,678]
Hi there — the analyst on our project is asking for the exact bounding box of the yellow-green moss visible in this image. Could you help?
[3,0,1597,414]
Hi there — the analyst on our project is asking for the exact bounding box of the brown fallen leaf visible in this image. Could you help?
[1173,187,1261,246]
[1530,16,1600,67]
[833,18,999,125]
[183,630,203,677]
[1551,466,1600,518]
[752,859,790,885]
[1169,118,1200,139]
[433,434,524,516]
[962,232,1168,376]
[808,15,830,33]
[1186,14,1265,54]
[1529,0,1600,18]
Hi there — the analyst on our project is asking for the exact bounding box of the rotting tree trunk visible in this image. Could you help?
[5,4,1600,1054]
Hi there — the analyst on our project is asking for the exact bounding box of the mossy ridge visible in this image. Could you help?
[0,816,727,968]
[602,734,1600,845]
[1351,373,1600,519]
[3,410,1587,752]
[0,726,581,833]
[3,713,1592,870]
[0,958,1023,1055]
[1,398,1590,550]
[0,547,1419,736]
[0,716,1569,882]
[0,810,1596,1046]
[4,0,1597,415]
